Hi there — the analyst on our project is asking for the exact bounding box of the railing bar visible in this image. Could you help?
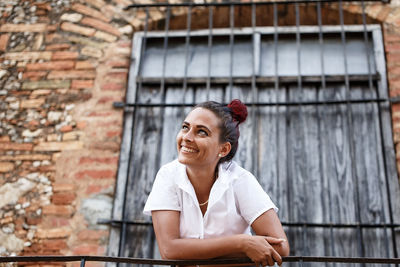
[125,0,387,9]
[206,6,213,100]
[273,1,281,229]
[339,0,366,260]
[114,98,394,109]
[317,1,335,264]
[182,5,192,102]
[99,218,400,228]
[2,256,400,265]
[117,6,150,260]
[251,3,259,177]
[80,258,86,267]
[295,2,309,258]
[228,4,234,101]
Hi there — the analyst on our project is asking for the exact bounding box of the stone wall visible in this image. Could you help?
[0,0,400,262]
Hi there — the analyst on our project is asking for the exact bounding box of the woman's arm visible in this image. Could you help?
[251,209,290,257]
[152,210,285,266]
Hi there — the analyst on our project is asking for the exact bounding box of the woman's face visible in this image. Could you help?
[176,107,229,168]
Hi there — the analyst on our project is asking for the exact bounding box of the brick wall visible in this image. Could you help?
[0,0,400,261]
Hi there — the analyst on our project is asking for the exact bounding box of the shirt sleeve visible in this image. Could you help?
[143,164,181,216]
[234,172,278,225]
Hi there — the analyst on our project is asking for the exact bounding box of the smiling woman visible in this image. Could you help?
[143,100,289,266]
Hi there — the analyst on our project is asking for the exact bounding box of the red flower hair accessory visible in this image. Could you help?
[227,99,248,124]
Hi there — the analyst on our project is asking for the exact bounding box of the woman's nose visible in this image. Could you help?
[183,129,194,141]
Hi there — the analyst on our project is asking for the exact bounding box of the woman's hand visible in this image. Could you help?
[241,235,285,266]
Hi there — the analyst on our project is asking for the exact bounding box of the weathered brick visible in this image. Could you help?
[42,205,74,216]
[22,80,70,90]
[0,34,9,51]
[36,228,72,239]
[52,192,76,205]
[42,239,68,251]
[71,80,94,89]
[26,61,75,71]
[53,183,75,192]
[73,244,105,256]
[101,82,125,91]
[0,142,33,151]
[78,156,119,165]
[94,30,117,42]
[71,3,110,22]
[52,51,79,60]
[66,35,107,49]
[63,131,84,141]
[22,71,47,80]
[61,22,96,37]
[60,125,73,132]
[48,70,96,79]
[45,43,71,51]
[106,59,129,68]
[86,0,107,10]
[75,169,116,179]
[0,23,47,32]
[76,60,96,69]
[0,136,10,142]
[0,154,51,161]
[81,17,121,37]
[0,162,14,173]
[20,98,45,109]
[5,51,52,61]
[77,229,108,241]
[81,46,103,58]
[34,141,84,151]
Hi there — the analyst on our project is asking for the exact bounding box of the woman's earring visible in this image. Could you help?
[218,153,222,157]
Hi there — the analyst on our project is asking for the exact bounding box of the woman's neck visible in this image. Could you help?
[186,164,218,193]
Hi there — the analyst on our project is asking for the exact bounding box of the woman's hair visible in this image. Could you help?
[195,99,248,163]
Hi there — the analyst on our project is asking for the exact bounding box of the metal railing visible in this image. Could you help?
[1,256,400,267]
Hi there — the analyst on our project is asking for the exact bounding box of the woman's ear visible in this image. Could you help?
[219,142,232,158]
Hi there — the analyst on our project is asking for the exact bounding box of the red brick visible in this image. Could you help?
[26,61,75,71]
[48,70,96,79]
[75,169,115,179]
[42,205,74,216]
[0,23,47,32]
[76,60,96,69]
[86,185,105,194]
[42,240,68,251]
[49,217,70,228]
[0,162,14,172]
[52,192,76,205]
[107,70,128,79]
[71,80,94,89]
[97,96,121,104]
[0,136,10,142]
[106,59,129,68]
[45,43,71,51]
[22,71,47,80]
[81,17,121,37]
[71,3,110,22]
[61,22,96,37]
[77,229,108,241]
[101,82,125,91]
[36,228,72,239]
[76,121,87,129]
[385,43,400,53]
[0,33,9,51]
[79,156,119,165]
[53,183,75,192]
[60,125,73,133]
[52,51,79,60]
[73,244,105,256]
[0,142,33,151]
[106,130,120,138]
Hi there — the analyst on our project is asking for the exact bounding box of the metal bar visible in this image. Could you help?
[206,6,213,100]
[182,5,192,102]
[339,0,366,259]
[316,1,335,264]
[114,98,393,109]
[117,7,150,260]
[99,218,400,228]
[125,0,386,9]
[80,259,86,267]
[2,256,400,265]
[136,75,380,85]
[228,4,234,101]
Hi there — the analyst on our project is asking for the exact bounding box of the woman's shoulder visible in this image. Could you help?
[221,161,254,182]
[158,159,184,173]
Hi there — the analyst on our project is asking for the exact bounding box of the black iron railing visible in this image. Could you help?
[1,256,400,266]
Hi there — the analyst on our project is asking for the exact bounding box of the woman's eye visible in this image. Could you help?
[198,129,208,136]
[182,125,189,131]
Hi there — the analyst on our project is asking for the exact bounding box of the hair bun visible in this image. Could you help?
[228,99,248,124]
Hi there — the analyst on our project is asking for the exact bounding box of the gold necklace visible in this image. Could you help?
[199,199,209,206]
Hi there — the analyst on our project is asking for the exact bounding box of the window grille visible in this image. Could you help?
[106,1,400,267]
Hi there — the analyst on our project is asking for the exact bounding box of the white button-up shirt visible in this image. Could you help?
[143,160,278,239]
